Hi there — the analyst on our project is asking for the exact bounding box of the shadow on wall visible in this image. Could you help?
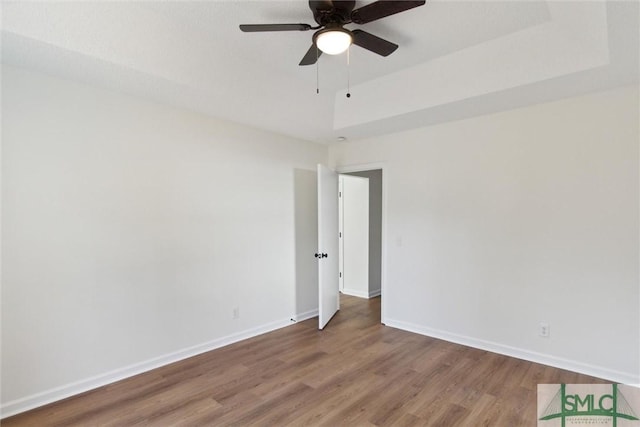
[293,168,318,320]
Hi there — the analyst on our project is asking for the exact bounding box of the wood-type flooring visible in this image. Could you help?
[2,295,607,426]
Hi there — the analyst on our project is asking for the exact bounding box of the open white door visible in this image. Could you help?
[317,164,339,330]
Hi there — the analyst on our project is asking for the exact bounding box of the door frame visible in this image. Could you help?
[335,162,387,325]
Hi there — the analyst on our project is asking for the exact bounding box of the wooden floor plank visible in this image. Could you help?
[2,295,609,426]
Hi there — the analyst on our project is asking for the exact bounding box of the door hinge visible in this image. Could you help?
[340,272,342,278]
[339,232,342,238]
[339,191,342,197]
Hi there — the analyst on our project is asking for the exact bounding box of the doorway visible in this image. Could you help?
[338,167,384,322]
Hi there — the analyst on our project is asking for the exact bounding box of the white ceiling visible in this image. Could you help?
[1,1,638,144]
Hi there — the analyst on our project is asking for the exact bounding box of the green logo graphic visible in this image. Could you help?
[539,384,639,427]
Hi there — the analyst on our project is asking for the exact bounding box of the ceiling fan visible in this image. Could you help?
[239,0,426,66]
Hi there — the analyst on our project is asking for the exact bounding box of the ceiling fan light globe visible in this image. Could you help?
[316,30,352,55]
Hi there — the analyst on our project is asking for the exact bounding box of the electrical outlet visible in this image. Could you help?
[539,322,550,337]
[233,306,240,319]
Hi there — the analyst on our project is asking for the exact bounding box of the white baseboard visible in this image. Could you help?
[341,288,369,299]
[384,318,639,385]
[0,318,293,419]
[342,288,380,299]
[291,309,318,322]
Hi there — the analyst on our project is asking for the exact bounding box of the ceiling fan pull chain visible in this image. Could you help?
[316,45,320,94]
[346,45,351,98]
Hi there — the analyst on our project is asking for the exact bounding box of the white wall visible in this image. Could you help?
[1,65,326,415]
[339,175,369,299]
[330,86,640,383]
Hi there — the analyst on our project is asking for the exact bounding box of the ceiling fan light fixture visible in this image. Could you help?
[314,27,352,55]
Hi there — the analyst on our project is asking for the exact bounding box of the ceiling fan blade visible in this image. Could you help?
[299,44,322,66]
[351,29,398,56]
[239,24,312,32]
[350,0,426,24]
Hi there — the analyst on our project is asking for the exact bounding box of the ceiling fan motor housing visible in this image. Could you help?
[310,0,356,26]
